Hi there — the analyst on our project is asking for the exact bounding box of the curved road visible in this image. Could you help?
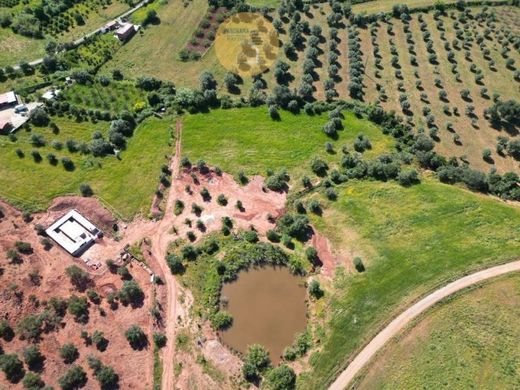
[329,260,520,390]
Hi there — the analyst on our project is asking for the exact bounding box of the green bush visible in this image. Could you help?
[59,343,79,364]
[265,364,296,390]
[58,365,87,390]
[0,354,25,383]
[125,325,147,349]
[210,311,233,330]
[353,256,365,272]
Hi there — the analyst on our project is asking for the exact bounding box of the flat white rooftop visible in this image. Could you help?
[0,91,17,106]
[46,209,101,256]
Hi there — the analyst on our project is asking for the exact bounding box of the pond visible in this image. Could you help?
[220,266,307,364]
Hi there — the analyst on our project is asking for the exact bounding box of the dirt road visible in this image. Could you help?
[328,260,520,390]
[151,119,184,390]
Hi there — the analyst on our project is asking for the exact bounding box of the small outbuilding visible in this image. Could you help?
[46,209,102,256]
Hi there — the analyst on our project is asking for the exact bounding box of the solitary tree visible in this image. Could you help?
[125,325,147,349]
[265,365,296,390]
[59,344,79,364]
[58,365,87,390]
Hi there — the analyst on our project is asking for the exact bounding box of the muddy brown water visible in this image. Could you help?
[220,266,307,364]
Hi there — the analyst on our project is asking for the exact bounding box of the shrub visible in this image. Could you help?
[308,279,323,299]
[59,343,79,364]
[353,256,365,272]
[305,247,320,266]
[58,365,87,390]
[308,200,321,215]
[174,200,184,215]
[397,169,419,186]
[15,241,33,254]
[29,107,49,127]
[153,332,167,348]
[242,344,271,382]
[92,330,107,351]
[0,320,14,341]
[0,354,25,383]
[68,295,89,323]
[310,157,328,176]
[94,365,118,389]
[325,187,337,200]
[211,311,233,330]
[266,230,280,243]
[79,183,93,197]
[243,230,259,243]
[200,187,211,201]
[65,265,90,291]
[22,372,45,389]
[265,169,290,191]
[166,254,184,274]
[265,365,296,390]
[125,325,147,349]
[22,345,44,370]
[237,170,248,185]
[118,280,144,307]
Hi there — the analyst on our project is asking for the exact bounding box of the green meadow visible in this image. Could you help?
[182,106,394,176]
[0,116,173,218]
[301,178,520,388]
[356,273,520,389]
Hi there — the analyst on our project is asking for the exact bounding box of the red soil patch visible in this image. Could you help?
[168,166,286,240]
[0,198,161,390]
[311,228,352,277]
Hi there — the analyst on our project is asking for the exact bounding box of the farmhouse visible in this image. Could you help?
[114,23,137,41]
[0,91,18,110]
[46,209,102,256]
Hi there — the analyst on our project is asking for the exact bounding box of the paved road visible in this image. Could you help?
[12,0,149,69]
[329,260,520,390]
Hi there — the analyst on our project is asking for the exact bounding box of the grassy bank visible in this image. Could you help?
[182,106,393,177]
[301,178,520,388]
[0,116,173,218]
[0,28,45,68]
[356,273,520,389]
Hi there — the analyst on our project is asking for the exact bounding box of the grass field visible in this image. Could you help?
[0,28,45,68]
[182,106,394,177]
[300,178,520,388]
[356,273,520,389]
[0,116,173,218]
